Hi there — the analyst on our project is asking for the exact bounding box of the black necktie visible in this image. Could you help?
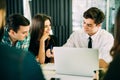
[88,37,92,48]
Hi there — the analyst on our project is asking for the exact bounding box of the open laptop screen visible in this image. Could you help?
[53,47,99,77]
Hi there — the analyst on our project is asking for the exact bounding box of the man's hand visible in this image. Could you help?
[99,59,108,68]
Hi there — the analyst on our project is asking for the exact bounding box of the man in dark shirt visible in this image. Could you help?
[0,0,45,80]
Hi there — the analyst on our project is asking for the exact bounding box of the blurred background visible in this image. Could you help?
[6,0,119,46]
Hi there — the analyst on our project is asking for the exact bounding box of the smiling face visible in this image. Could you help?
[10,25,30,41]
[83,18,101,36]
[43,19,51,35]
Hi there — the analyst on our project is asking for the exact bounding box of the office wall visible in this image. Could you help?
[72,0,106,31]
[115,0,120,11]
[30,0,72,46]
[7,0,118,45]
[6,0,72,46]
[6,0,23,18]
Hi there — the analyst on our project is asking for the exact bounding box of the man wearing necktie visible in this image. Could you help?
[88,37,92,48]
[63,7,114,68]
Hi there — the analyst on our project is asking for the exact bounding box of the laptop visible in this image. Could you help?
[53,47,99,77]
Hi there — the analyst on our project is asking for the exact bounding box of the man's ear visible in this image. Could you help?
[97,23,101,28]
[9,29,16,35]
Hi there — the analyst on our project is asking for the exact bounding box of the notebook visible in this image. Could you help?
[53,47,99,77]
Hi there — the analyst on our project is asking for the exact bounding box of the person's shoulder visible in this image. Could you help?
[0,43,27,56]
[50,35,57,41]
[50,35,56,38]
[99,29,113,37]
[71,29,83,35]
[0,42,37,67]
[0,43,45,80]
[100,29,111,34]
[50,35,57,39]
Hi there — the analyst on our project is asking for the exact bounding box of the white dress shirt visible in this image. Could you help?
[63,28,114,63]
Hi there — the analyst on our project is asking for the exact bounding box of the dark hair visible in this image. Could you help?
[83,7,105,25]
[30,14,51,42]
[0,0,6,41]
[110,7,120,58]
[7,14,30,32]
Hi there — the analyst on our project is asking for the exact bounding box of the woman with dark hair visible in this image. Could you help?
[103,7,120,80]
[29,14,57,64]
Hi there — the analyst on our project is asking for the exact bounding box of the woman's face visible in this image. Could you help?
[43,19,51,35]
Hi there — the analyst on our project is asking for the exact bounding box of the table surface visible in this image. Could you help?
[41,63,93,80]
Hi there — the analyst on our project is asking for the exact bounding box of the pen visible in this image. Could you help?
[50,45,53,54]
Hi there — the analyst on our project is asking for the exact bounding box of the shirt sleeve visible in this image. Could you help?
[63,31,76,47]
[99,34,114,63]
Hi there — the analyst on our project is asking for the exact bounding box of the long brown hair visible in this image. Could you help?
[0,0,6,41]
[110,7,120,58]
[30,14,51,42]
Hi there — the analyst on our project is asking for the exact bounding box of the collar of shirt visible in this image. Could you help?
[2,29,30,51]
[82,28,101,41]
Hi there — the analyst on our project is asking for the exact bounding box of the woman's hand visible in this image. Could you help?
[40,33,50,42]
[46,49,54,58]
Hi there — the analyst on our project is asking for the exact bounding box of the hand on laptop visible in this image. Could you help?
[46,49,54,58]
